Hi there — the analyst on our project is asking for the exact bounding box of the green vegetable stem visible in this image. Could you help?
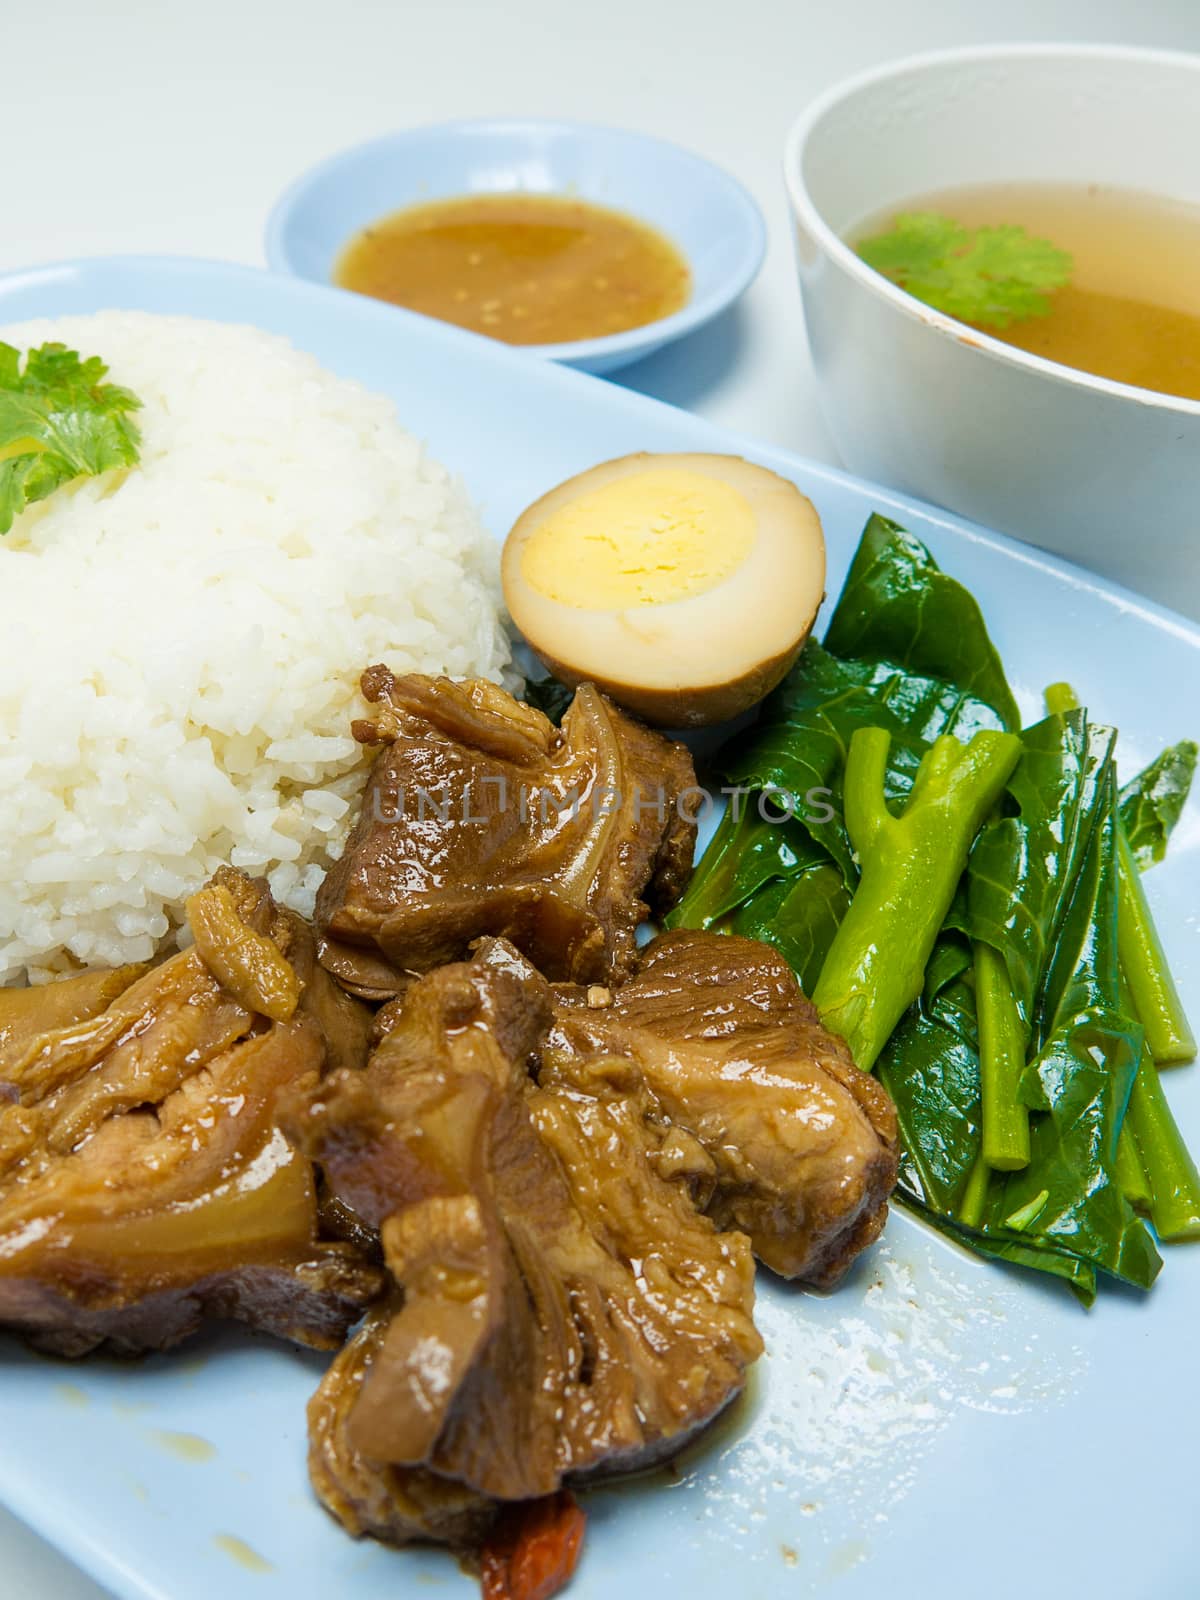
[812,725,1022,1072]
[974,941,1031,1171]
[1115,1123,1152,1213]
[1122,983,1200,1241]
[1116,826,1196,1064]
[1046,682,1195,1065]
[957,1153,991,1232]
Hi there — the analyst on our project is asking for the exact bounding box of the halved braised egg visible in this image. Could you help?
[502,452,826,726]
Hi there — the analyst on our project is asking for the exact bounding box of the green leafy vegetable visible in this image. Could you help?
[881,711,1162,1301]
[881,968,1102,1300]
[823,517,1021,733]
[877,933,980,1214]
[966,711,1111,1042]
[856,211,1073,330]
[1119,741,1199,869]
[989,760,1159,1293]
[682,513,1020,1055]
[1044,689,1200,1236]
[963,710,1114,1173]
[730,863,850,996]
[665,802,822,932]
[715,516,1017,885]
[1048,685,1194,1063]
[679,514,1195,1301]
[718,642,934,884]
[0,341,142,534]
[664,803,850,995]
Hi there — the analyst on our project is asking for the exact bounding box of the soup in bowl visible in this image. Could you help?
[784,44,1200,618]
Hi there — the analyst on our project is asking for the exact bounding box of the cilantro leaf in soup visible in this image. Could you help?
[856,211,1073,330]
[855,211,969,282]
[0,341,143,534]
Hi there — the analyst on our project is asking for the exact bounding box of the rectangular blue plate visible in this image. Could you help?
[2,258,1198,1600]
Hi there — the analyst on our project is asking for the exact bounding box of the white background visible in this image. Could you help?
[3,1,1198,1594]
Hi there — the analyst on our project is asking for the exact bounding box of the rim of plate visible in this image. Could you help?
[4,252,1197,643]
[265,117,767,366]
[783,42,1200,420]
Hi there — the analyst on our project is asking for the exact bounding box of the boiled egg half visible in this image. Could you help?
[502,452,826,726]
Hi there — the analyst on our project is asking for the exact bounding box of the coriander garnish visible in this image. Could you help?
[0,342,143,534]
[856,211,1072,329]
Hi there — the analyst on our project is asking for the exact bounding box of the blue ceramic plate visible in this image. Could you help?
[1,258,1198,1600]
[265,119,766,374]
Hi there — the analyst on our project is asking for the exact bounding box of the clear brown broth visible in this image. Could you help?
[854,182,1200,401]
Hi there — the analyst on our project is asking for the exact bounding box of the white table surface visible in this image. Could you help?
[3,1,1198,1594]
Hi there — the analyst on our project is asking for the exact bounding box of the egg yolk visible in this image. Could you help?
[518,467,757,609]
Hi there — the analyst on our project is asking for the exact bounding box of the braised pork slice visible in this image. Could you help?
[549,930,899,1288]
[0,869,381,1357]
[296,939,761,1548]
[309,1306,497,1550]
[315,670,698,997]
[0,964,150,1050]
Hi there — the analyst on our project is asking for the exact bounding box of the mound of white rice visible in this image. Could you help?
[0,311,510,983]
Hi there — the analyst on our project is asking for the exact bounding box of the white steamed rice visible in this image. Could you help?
[0,311,510,983]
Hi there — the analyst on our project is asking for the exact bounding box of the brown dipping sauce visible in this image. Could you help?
[335,193,691,345]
